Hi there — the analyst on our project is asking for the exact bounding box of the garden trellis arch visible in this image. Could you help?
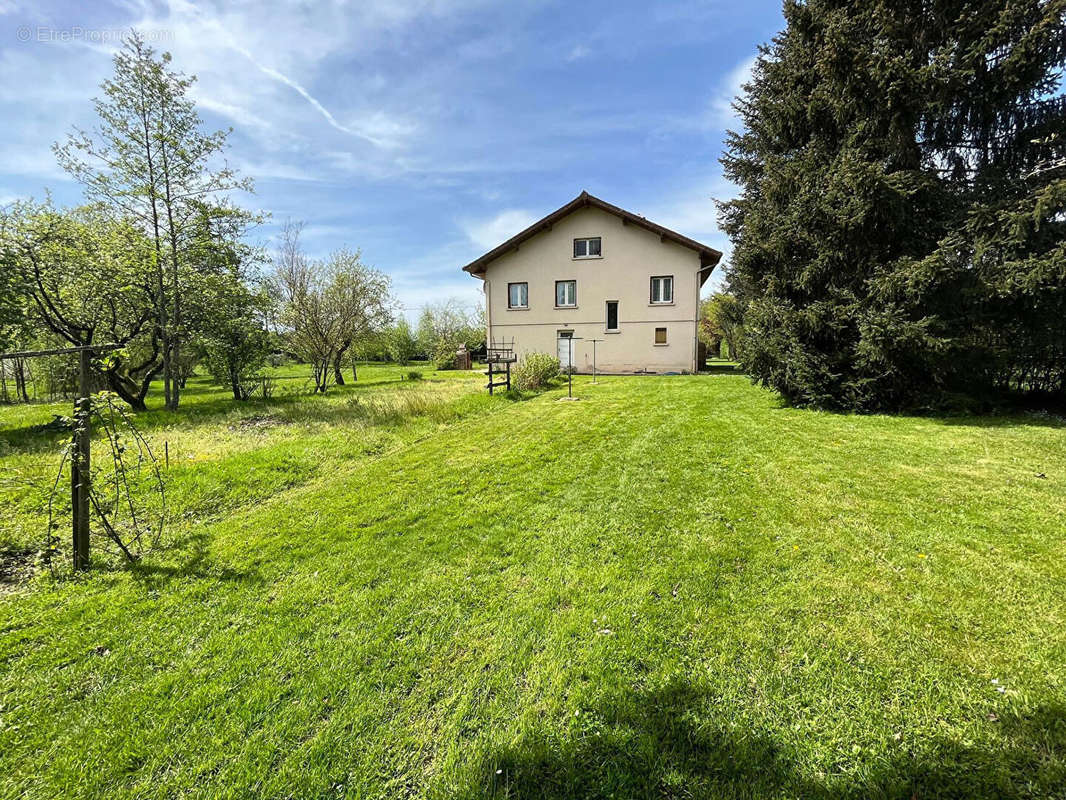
[0,343,122,570]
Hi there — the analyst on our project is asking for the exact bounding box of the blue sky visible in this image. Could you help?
[1,0,785,317]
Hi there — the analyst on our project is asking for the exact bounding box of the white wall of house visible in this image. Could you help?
[480,206,703,373]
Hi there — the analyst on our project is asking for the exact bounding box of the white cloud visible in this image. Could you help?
[191,93,274,132]
[461,208,538,251]
[0,0,764,314]
[566,44,591,62]
[708,54,756,130]
[642,173,739,290]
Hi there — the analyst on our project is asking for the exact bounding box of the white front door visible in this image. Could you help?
[557,331,573,370]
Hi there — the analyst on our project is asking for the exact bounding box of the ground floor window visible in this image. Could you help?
[654,327,667,345]
[606,300,619,331]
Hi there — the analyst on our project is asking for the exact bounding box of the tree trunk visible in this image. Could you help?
[160,129,182,411]
[14,359,29,403]
[333,342,350,386]
[313,359,329,393]
[137,73,169,410]
[104,369,148,411]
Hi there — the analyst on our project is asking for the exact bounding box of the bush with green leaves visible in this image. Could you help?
[513,353,560,391]
[387,319,420,366]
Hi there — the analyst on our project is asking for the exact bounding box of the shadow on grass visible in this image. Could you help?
[926,410,1066,430]
[465,683,1065,799]
[764,391,1066,431]
[701,362,744,375]
[91,529,263,591]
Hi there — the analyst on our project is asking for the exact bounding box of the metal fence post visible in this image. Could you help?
[72,348,91,570]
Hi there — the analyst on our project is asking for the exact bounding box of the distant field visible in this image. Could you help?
[1,365,1064,798]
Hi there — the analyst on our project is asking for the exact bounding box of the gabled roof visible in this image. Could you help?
[461,191,723,277]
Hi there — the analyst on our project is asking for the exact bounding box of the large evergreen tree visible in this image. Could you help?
[720,0,1066,410]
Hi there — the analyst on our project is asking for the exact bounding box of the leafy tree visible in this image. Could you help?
[326,249,393,384]
[720,0,1066,410]
[386,318,420,366]
[271,224,394,392]
[417,299,484,369]
[55,31,253,410]
[187,214,273,400]
[0,201,162,409]
[198,281,272,400]
[699,293,744,359]
[0,212,28,350]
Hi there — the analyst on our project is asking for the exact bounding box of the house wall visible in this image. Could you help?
[481,206,702,373]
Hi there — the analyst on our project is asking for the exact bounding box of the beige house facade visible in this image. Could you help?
[462,192,722,374]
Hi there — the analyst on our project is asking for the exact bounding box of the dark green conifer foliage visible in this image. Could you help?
[720,0,1066,409]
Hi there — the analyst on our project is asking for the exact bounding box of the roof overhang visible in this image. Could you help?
[461,191,723,278]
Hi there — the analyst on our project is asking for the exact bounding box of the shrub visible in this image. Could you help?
[513,352,560,391]
[407,370,423,381]
[432,340,459,370]
[387,319,420,366]
[237,374,276,400]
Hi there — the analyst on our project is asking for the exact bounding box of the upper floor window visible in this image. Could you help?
[508,282,528,309]
[650,275,674,304]
[606,300,619,331]
[556,280,577,307]
[573,237,601,259]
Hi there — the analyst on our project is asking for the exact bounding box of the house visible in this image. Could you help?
[461,191,723,374]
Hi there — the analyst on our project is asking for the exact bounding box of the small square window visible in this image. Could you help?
[654,327,667,345]
[650,276,674,304]
[508,282,528,309]
[555,280,577,307]
[573,237,601,259]
[606,300,619,331]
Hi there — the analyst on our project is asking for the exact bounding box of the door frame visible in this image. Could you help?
[557,330,574,370]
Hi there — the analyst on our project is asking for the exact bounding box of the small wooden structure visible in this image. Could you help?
[0,343,122,570]
[454,345,472,371]
[485,338,517,394]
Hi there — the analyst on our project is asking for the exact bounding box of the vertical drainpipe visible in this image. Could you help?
[696,258,715,374]
[693,258,701,374]
[483,274,492,348]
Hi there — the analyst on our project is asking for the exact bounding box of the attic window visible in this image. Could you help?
[573,237,601,259]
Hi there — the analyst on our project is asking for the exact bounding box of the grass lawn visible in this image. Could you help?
[1,364,1064,798]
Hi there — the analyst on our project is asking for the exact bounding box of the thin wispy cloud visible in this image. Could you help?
[0,0,784,309]
[233,44,402,147]
[709,55,757,130]
[462,209,538,251]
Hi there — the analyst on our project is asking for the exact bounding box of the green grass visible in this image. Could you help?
[1,365,1065,798]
